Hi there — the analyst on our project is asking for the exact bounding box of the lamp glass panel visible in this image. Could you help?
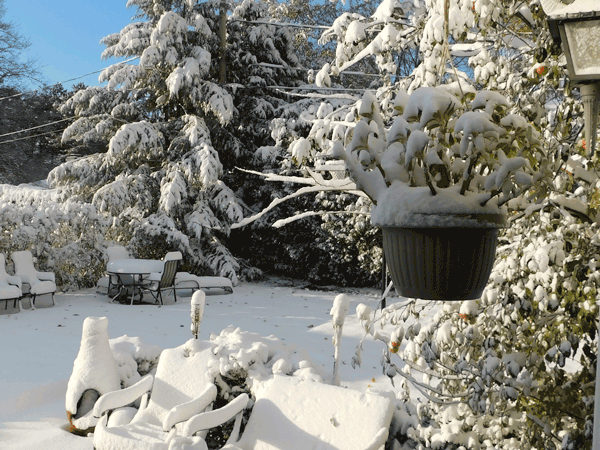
[564,19,600,76]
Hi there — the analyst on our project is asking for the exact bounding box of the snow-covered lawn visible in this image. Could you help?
[0,279,420,449]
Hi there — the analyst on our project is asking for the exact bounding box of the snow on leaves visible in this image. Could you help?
[108,121,165,160]
[166,55,210,98]
[331,86,544,220]
[101,23,152,60]
[194,82,234,125]
[92,173,156,219]
[185,199,222,240]
[159,171,188,216]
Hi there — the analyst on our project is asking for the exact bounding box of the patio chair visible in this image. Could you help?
[0,253,23,311]
[96,245,131,296]
[11,250,56,308]
[140,259,179,305]
[222,375,395,450]
[93,339,249,450]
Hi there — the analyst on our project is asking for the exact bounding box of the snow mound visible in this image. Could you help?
[110,335,162,388]
[211,326,322,383]
[225,374,394,450]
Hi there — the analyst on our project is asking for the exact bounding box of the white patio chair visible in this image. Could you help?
[222,375,395,450]
[11,251,56,309]
[93,339,249,450]
[96,245,131,296]
[0,253,23,311]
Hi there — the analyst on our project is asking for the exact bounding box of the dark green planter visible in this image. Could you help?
[381,214,504,300]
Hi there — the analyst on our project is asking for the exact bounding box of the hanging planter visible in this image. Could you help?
[331,86,545,300]
[381,212,505,300]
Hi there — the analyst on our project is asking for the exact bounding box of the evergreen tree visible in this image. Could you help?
[49,0,303,283]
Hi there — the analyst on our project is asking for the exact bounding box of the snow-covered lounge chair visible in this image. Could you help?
[11,250,56,308]
[175,275,234,295]
[163,251,233,295]
[96,245,131,296]
[222,375,395,450]
[93,339,249,450]
[0,253,23,311]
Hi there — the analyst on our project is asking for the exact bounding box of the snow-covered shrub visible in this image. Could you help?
[0,185,109,290]
[109,335,162,389]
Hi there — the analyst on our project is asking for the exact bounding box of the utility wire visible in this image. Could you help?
[0,117,76,139]
[267,85,369,92]
[0,129,63,145]
[253,63,382,78]
[0,56,140,102]
[231,19,330,30]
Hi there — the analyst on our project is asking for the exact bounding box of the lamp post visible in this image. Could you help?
[541,1,600,448]
[542,0,600,159]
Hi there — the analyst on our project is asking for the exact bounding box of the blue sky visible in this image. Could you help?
[4,0,136,90]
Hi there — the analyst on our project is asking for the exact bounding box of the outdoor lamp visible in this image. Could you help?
[542,0,600,158]
[190,290,206,339]
[541,2,600,448]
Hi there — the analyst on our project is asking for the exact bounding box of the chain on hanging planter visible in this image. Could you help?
[332,86,545,301]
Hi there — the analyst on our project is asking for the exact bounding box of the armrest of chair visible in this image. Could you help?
[162,383,217,432]
[5,275,22,289]
[37,271,55,283]
[182,393,249,437]
[93,374,154,418]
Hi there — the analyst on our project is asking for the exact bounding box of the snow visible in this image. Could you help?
[0,281,413,450]
[225,375,394,450]
[371,182,504,228]
[542,0,600,16]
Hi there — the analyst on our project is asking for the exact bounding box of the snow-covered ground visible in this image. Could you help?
[0,279,422,449]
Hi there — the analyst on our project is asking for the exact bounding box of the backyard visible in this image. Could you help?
[0,280,420,449]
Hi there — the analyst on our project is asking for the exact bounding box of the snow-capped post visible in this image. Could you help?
[191,290,206,339]
[331,294,350,386]
[332,87,545,300]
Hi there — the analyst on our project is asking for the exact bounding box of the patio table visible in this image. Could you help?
[106,259,165,305]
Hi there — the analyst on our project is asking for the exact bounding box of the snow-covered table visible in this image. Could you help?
[106,259,165,305]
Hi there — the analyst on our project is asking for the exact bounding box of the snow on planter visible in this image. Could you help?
[65,317,122,433]
[331,86,544,227]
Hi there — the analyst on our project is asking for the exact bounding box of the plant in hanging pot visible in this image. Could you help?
[332,86,546,300]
